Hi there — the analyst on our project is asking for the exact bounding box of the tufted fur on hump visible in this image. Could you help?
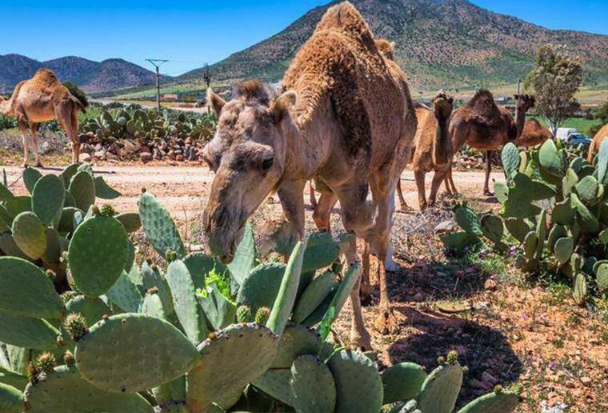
[461,90,502,129]
[282,1,396,161]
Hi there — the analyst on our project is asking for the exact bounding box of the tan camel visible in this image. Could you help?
[0,69,86,166]
[396,93,454,210]
[444,92,539,196]
[588,123,608,162]
[512,95,552,148]
[202,2,417,348]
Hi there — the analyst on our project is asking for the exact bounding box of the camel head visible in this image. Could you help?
[514,94,535,113]
[202,80,296,263]
[433,92,453,120]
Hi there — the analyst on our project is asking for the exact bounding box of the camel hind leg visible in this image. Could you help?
[484,150,493,196]
[56,100,80,164]
[17,121,30,167]
[29,123,43,168]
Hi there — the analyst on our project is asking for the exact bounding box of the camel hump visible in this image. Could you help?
[465,89,502,127]
[375,39,395,60]
[316,1,375,48]
[33,68,60,83]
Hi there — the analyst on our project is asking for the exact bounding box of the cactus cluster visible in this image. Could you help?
[444,138,608,303]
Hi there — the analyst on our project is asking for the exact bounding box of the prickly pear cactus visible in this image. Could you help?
[290,355,336,413]
[417,360,463,413]
[139,192,186,259]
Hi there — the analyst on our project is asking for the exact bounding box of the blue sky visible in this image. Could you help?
[1,0,606,76]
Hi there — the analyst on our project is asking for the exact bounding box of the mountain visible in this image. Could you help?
[0,55,170,93]
[181,0,608,90]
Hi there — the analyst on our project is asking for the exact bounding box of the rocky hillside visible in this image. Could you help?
[181,0,608,89]
[0,55,169,93]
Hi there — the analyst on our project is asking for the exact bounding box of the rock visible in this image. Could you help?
[481,371,498,387]
[94,150,106,160]
[94,143,104,152]
[580,377,592,385]
[484,279,498,291]
[123,140,138,154]
[79,153,92,163]
[434,221,454,233]
[140,152,152,163]
[176,154,185,162]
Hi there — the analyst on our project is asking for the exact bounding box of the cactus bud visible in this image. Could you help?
[437,356,446,365]
[64,351,75,367]
[36,353,56,374]
[447,350,458,365]
[60,291,78,305]
[165,250,178,262]
[236,306,252,323]
[255,307,271,325]
[92,205,101,216]
[146,257,153,265]
[150,264,158,271]
[208,332,217,341]
[147,287,160,296]
[45,269,56,283]
[64,313,88,341]
[100,204,116,217]
[494,385,503,394]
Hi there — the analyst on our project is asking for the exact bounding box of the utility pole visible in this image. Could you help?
[517,78,522,95]
[203,63,211,89]
[146,59,169,112]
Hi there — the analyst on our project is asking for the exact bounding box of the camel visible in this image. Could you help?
[202,2,417,349]
[444,92,536,196]
[513,95,552,148]
[0,69,87,166]
[587,123,608,162]
[395,93,454,210]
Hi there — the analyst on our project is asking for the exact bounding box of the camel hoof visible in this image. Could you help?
[20,163,29,168]
[374,308,398,335]
[350,331,373,351]
[35,162,44,168]
[483,190,494,196]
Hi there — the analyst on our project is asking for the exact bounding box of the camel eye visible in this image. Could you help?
[261,156,274,171]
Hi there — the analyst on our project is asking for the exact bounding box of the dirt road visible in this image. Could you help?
[3,164,505,217]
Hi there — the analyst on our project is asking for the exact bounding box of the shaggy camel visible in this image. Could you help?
[396,93,454,210]
[202,2,417,348]
[0,69,86,166]
[444,92,536,196]
[513,95,552,148]
[587,123,608,162]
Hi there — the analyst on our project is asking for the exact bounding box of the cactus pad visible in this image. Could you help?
[139,192,186,259]
[75,313,200,393]
[24,365,154,413]
[142,293,167,319]
[187,324,279,412]
[115,212,142,233]
[554,237,574,265]
[575,176,599,203]
[226,220,256,286]
[32,174,65,227]
[318,263,361,340]
[290,355,336,413]
[94,176,121,199]
[271,324,321,368]
[66,296,111,326]
[571,193,599,233]
[454,204,482,236]
[0,312,61,350]
[0,257,64,319]
[327,349,383,413]
[0,383,23,413]
[538,139,564,177]
[302,232,340,272]
[68,171,96,212]
[293,270,338,323]
[480,214,504,245]
[252,369,294,406]
[68,215,129,297]
[457,390,519,413]
[23,167,42,194]
[501,143,519,180]
[11,212,47,260]
[237,262,285,314]
[381,362,427,404]
[418,364,463,413]
[105,270,144,312]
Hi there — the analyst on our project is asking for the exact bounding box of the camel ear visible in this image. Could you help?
[207,88,226,118]
[271,90,297,124]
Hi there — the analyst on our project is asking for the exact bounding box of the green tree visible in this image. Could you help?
[524,44,583,135]
[590,100,608,136]
[62,81,89,109]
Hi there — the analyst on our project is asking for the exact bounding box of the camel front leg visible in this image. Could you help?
[429,164,450,207]
[413,168,427,210]
[29,123,43,168]
[308,181,317,208]
[18,122,29,167]
[445,165,457,196]
[396,179,409,211]
[312,191,337,232]
[484,150,493,196]
[277,179,306,246]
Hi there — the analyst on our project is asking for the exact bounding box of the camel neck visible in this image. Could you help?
[436,116,450,143]
[515,107,526,138]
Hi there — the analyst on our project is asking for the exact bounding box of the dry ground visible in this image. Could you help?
[3,164,607,413]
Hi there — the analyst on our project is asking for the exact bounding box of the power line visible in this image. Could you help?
[146,59,169,111]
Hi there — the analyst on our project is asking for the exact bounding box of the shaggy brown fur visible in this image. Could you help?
[515,119,553,147]
[1,69,86,166]
[588,123,608,162]
[397,93,454,210]
[203,2,417,350]
[375,39,395,60]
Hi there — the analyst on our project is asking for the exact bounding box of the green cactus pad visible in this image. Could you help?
[58,207,81,234]
[142,293,167,319]
[4,196,32,221]
[153,376,186,407]
[252,369,294,406]
[494,181,509,204]
[554,237,574,265]
[480,214,504,244]
[538,139,564,177]
[24,365,154,413]
[562,168,579,197]
[536,209,546,260]
[267,239,307,335]
[454,204,482,236]
[199,283,237,330]
[595,263,608,294]
[227,220,256,286]
[237,263,285,314]
[327,349,383,413]
[547,225,568,252]
[94,176,121,199]
[501,143,519,180]
[441,232,480,251]
[271,324,321,368]
[457,390,519,413]
[187,324,279,413]
[115,212,142,233]
[293,271,338,323]
[75,313,200,393]
[68,171,96,212]
[42,228,63,265]
[11,212,47,260]
[571,193,599,233]
[598,138,608,184]
[59,164,79,187]
[0,257,63,319]
[290,355,336,413]
[418,363,463,413]
[575,175,599,203]
[105,270,144,312]
[0,182,14,202]
[166,260,208,343]
[504,218,533,243]
[0,365,28,390]
[182,253,228,287]
[0,312,61,350]
[318,263,361,340]
[381,362,427,404]
[139,192,186,259]
[0,383,23,413]
[141,262,174,315]
[32,174,65,227]
[66,296,111,326]
[573,272,588,306]
[300,288,338,327]
[23,167,42,194]
[302,232,340,273]
[552,198,576,226]
[523,231,538,260]
[68,215,129,297]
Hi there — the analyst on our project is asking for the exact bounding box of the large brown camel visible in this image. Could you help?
[202,2,417,348]
[396,93,454,210]
[0,69,86,166]
[588,123,608,162]
[444,92,536,196]
[513,95,552,148]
